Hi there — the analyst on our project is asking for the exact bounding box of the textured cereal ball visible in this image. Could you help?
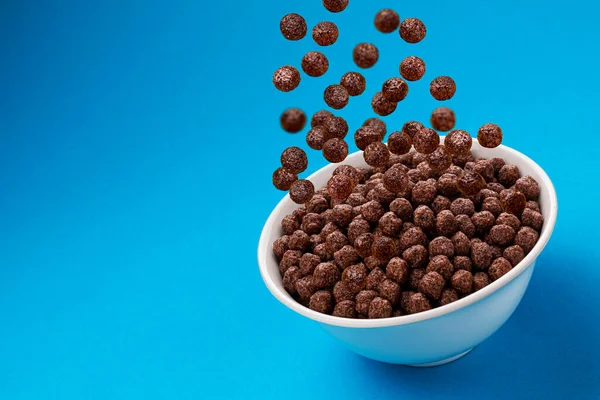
[363,117,387,137]
[458,171,486,196]
[331,204,354,228]
[387,131,412,156]
[322,138,348,163]
[281,147,308,174]
[515,226,539,253]
[355,290,377,315]
[340,72,366,96]
[278,246,301,269]
[496,212,521,232]
[472,160,495,182]
[347,218,370,244]
[273,66,301,92]
[401,122,424,141]
[429,236,455,258]
[454,256,472,272]
[333,300,357,318]
[367,184,395,206]
[273,235,289,260]
[353,43,379,68]
[281,215,300,235]
[418,271,445,300]
[399,18,426,43]
[472,211,496,233]
[451,231,471,256]
[326,174,354,200]
[379,212,403,236]
[334,245,360,269]
[371,92,397,116]
[313,243,331,261]
[498,164,521,187]
[324,116,349,139]
[301,213,324,235]
[313,262,340,289]
[400,291,415,312]
[280,108,306,134]
[272,167,298,191]
[374,9,400,33]
[288,230,310,251]
[526,201,541,213]
[430,76,456,101]
[309,290,333,314]
[426,255,454,280]
[501,190,527,216]
[489,245,504,261]
[399,56,426,82]
[503,245,525,267]
[306,126,328,150]
[306,195,329,214]
[366,267,387,290]
[341,263,368,293]
[390,198,413,220]
[430,107,456,132]
[283,266,302,295]
[431,195,451,214]
[403,245,428,269]
[361,200,386,223]
[280,13,307,41]
[333,281,355,302]
[477,123,503,148]
[414,205,435,232]
[436,210,457,236]
[522,208,544,231]
[488,224,516,246]
[295,276,316,300]
[456,214,476,238]
[289,179,315,204]
[379,279,401,306]
[427,145,452,172]
[487,182,506,194]
[302,51,329,77]
[400,227,428,249]
[489,157,505,174]
[323,0,348,12]
[408,293,432,314]
[411,181,437,205]
[417,162,434,180]
[312,21,339,46]
[482,197,503,217]
[371,235,397,261]
[386,257,409,284]
[440,288,459,306]
[437,173,460,197]
[451,270,473,295]
[299,253,321,276]
[473,272,491,291]
[407,269,425,291]
[383,165,410,193]
[354,126,382,151]
[382,77,409,102]
[326,230,349,254]
[515,176,540,200]
[489,257,512,281]
[324,84,349,110]
[413,128,440,154]
[368,297,393,319]
[349,234,371,260]
[364,142,390,167]
[311,110,334,128]
[450,198,475,216]
[471,242,493,270]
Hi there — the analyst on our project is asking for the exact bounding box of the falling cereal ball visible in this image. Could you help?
[353,43,379,69]
[413,127,440,154]
[273,66,301,92]
[281,146,308,174]
[322,138,349,163]
[311,110,334,127]
[430,107,456,132]
[374,9,400,33]
[400,56,426,82]
[327,174,355,200]
[363,118,387,137]
[427,145,452,172]
[280,108,306,133]
[363,142,390,167]
[371,92,397,116]
[272,167,298,190]
[306,126,328,150]
[324,116,349,139]
[430,76,456,101]
[444,129,472,155]
[457,171,486,196]
[382,77,409,102]
[280,13,307,41]
[402,121,424,139]
[323,0,348,13]
[324,84,349,109]
[312,21,339,46]
[302,51,329,77]
[478,123,503,148]
[354,126,383,150]
[340,72,366,96]
[289,179,315,204]
[399,18,427,43]
[388,131,412,155]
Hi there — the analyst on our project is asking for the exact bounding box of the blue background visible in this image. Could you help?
[1,0,599,398]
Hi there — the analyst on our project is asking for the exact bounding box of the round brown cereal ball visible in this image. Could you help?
[379,279,401,306]
[379,212,403,236]
[313,262,340,289]
[413,128,440,154]
[498,164,521,187]
[503,245,525,267]
[413,205,434,232]
[400,227,428,250]
[371,235,396,260]
[382,165,410,194]
[354,126,382,150]
[374,9,400,33]
[272,167,298,191]
[426,255,454,280]
[473,272,490,291]
[281,215,300,235]
[364,142,390,167]
[526,201,541,213]
[280,108,307,133]
[482,197,502,217]
[311,110,334,128]
[312,21,339,46]
[496,212,521,232]
[451,270,473,295]
[302,51,329,77]
[471,242,493,270]
[386,257,409,284]
[407,269,425,291]
[390,198,413,220]
[368,297,393,319]
[487,182,505,193]
[472,160,495,182]
[350,234,371,260]
[280,13,307,41]
[430,107,456,132]
[273,66,301,92]
[403,245,428,269]
[327,174,354,200]
[429,236,455,258]
[332,300,357,318]
[501,190,527,216]
[340,71,366,96]
[313,243,331,261]
[289,179,314,204]
[399,56,426,81]
[299,253,320,276]
[365,267,385,291]
[333,165,361,185]
[281,147,308,174]
[295,276,316,300]
[283,266,302,295]
[419,271,445,300]
[302,213,324,234]
[427,145,452,172]
[306,126,328,150]
[326,230,349,253]
[488,257,512,281]
[408,292,432,314]
[430,195,451,213]
[354,290,377,315]
[288,230,310,251]
[458,171,486,196]
[411,180,437,205]
[430,76,456,101]
[330,205,353,228]
[399,18,426,43]
[436,210,457,236]
[401,122,424,140]
[363,118,387,137]
[522,208,544,231]
[515,176,540,200]
[515,226,539,254]
[436,173,459,197]
[367,183,395,205]
[472,211,495,233]
[324,116,349,139]
[322,138,348,163]
[323,0,348,12]
[440,288,459,306]
[451,231,471,256]
[371,92,397,116]
[309,290,333,313]
[347,218,370,244]
[360,200,385,223]
[382,77,409,102]
[387,131,412,155]
[477,123,502,148]
[333,281,355,303]
[273,235,289,260]
[454,256,472,272]
[341,263,368,293]
[450,198,474,216]
[324,84,349,109]
[353,43,379,68]
[456,214,476,238]
[488,224,516,246]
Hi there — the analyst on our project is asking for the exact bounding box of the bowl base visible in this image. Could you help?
[406,348,474,367]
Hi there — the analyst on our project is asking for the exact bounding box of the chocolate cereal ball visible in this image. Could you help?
[281,146,308,174]
[382,77,409,102]
[322,138,349,163]
[515,226,539,253]
[472,241,493,270]
[400,56,426,81]
[427,145,452,172]
[374,9,400,33]
[323,0,348,13]
[302,51,329,77]
[429,236,455,258]
[289,180,314,204]
[364,142,390,167]
[522,208,544,231]
[437,173,460,197]
[388,131,412,155]
[419,271,445,300]
[488,224,516,246]
[311,110,334,127]
[273,66,301,92]
[440,288,459,306]
[430,76,456,101]
[312,21,339,46]
[436,210,458,236]
[403,245,428,269]
[451,270,473,295]
[383,165,410,193]
[390,198,413,220]
[515,176,540,200]
[354,126,382,151]
[402,121,425,140]
[489,257,512,281]
[353,43,379,69]
[409,292,432,314]
[503,245,525,267]
[477,123,503,148]
[306,126,328,150]
[400,18,426,43]
[340,72,366,96]
[333,300,357,318]
[371,92,397,116]
[387,257,409,284]
[368,297,393,319]
[411,180,437,205]
[280,108,306,133]
[272,167,298,191]
[501,190,527,216]
[364,118,387,137]
[413,128,440,154]
[473,272,491,291]
[327,174,354,200]
[355,290,378,315]
[280,13,307,41]
[324,116,349,139]
[498,165,521,187]
[309,290,333,313]
[430,107,456,132]
[458,171,486,196]
[324,84,349,110]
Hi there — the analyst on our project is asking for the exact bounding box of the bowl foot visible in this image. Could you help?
[406,348,474,367]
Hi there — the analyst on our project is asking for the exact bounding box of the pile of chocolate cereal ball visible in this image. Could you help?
[271,2,543,319]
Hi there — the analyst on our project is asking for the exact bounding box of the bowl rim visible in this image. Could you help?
[258,141,558,328]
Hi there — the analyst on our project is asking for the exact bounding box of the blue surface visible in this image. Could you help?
[1,0,599,398]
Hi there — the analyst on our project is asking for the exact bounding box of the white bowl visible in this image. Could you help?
[258,139,558,366]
